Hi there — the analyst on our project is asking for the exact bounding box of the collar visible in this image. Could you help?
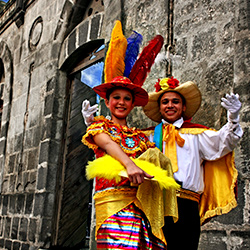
[161,117,184,129]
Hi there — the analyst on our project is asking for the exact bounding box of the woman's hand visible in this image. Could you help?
[93,132,154,185]
[126,161,154,184]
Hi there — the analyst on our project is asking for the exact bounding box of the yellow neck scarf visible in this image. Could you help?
[163,124,185,172]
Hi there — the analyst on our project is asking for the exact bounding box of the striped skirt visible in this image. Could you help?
[97,203,166,249]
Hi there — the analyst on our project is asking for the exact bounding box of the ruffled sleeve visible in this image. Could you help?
[81,116,110,151]
[82,116,155,157]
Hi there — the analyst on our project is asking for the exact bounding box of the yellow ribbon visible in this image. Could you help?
[163,124,185,173]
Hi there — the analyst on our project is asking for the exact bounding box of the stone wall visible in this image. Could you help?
[172,1,250,248]
[0,0,70,249]
[0,0,248,249]
[119,0,250,249]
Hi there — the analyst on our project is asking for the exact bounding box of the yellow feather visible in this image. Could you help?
[104,20,127,82]
[85,154,180,190]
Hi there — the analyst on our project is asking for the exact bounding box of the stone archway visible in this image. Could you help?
[52,1,105,247]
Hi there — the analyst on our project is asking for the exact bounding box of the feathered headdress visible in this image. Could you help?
[104,20,127,83]
[93,20,164,106]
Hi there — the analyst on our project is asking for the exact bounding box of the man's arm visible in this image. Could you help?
[199,93,243,160]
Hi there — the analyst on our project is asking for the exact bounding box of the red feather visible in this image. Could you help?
[129,35,164,86]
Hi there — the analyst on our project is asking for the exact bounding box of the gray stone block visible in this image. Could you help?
[28,218,37,242]
[0,218,2,238]
[90,15,101,40]
[2,195,8,215]
[39,141,50,164]
[48,140,60,165]
[46,164,57,192]
[9,195,17,214]
[68,30,76,56]
[33,127,41,148]
[44,193,54,217]
[14,133,23,152]
[27,149,38,170]
[44,94,54,116]
[11,217,19,240]
[0,122,8,138]
[9,175,16,193]
[39,218,52,244]
[231,230,250,250]
[51,42,60,60]
[25,193,34,214]
[192,28,217,60]
[8,154,16,174]
[42,117,52,141]
[79,20,89,45]
[5,239,12,250]
[21,243,30,250]
[0,238,3,247]
[37,165,48,190]
[13,242,21,250]
[0,138,6,155]
[24,129,33,150]
[46,77,56,92]
[16,194,25,214]
[19,218,28,241]
[4,217,11,238]
[199,230,227,250]
[33,193,45,216]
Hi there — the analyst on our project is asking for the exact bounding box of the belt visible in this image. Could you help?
[176,188,201,203]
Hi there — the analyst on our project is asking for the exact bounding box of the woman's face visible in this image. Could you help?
[105,88,135,123]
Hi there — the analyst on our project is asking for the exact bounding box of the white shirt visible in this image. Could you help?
[149,117,243,193]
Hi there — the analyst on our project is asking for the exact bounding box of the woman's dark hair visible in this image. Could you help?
[157,91,186,106]
[106,87,135,103]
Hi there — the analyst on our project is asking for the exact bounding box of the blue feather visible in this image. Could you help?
[123,31,143,77]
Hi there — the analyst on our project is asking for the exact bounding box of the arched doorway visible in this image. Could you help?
[53,42,104,249]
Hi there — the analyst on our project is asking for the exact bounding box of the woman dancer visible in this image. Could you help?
[82,76,168,249]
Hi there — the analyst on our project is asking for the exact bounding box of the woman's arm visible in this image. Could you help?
[93,132,154,184]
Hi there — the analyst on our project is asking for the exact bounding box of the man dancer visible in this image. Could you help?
[143,77,243,249]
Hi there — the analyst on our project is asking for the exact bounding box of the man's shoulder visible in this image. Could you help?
[181,121,209,129]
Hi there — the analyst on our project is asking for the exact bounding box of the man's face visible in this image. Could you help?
[159,92,186,123]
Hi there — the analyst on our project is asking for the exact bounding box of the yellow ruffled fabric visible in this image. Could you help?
[176,127,237,225]
[94,188,137,240]
[179,127,215,134]
[163,124,185,173]
[199,151,237,224]
[135,148,179,244]
[86,151,180,190]
[90,148,179,244]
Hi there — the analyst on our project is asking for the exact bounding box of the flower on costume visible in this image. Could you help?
[154,76,179,92]
[125,138,135,148]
